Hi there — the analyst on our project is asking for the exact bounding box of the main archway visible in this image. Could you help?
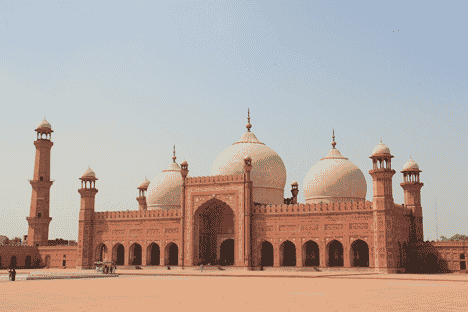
[147,243,160,266]
[351,239,369,267]
[194,198,235,265]
[166,242,178,265]
[129,243,142,265]
[327,240,343,267]
[303,240,320,267]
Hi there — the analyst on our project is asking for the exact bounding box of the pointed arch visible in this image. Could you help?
[350,239,369,267]
[327,240,343,267]
[280,240,296,267]
[303,240,320,267]
[147,242,160,266]
[112,243,125,265]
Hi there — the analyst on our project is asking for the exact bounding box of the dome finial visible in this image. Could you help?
[172,145,176,163]
[246,108,252,132]
[332,129,336,149]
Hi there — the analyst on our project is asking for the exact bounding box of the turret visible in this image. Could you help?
[137,177,150,211]
[76,167,98,269]
[27,119,54,246]
[400,157,424,242]
[284,181,299,204]
[369,140,396,207]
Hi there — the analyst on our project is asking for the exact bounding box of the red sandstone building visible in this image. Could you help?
[0,117,466,273]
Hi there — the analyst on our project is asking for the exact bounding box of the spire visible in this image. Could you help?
[331,129,336,149]
[172,145,176,163]
[246,108,252,132]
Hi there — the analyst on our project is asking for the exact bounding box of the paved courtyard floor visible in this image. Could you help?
[1,269,467,311]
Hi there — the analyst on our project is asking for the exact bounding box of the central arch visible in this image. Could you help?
[327,240,343,267]
[194,198,235,265]
[147,243,160,266]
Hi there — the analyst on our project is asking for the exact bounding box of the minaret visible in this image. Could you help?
[76,167,98,269]
[137,177,150,211]
[400,157,424,242]
[369,140,396,272]
[27,119,54,247]
[290,181,299,204]
[243,155,253,269]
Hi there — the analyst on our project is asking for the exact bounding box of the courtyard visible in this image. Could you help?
[1,269,467,311]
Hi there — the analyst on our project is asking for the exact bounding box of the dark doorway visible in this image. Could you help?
[461,261,466,270]
[130,243,142,265]
[0,256,2,269]
[260,241,274,267]
[328,240,343,267]
[351,239,369,267]
[114,244,125,265]
[167,243,178,265]
[195,199,234,265]
[62,260,66,267]
[10,255,17,269]
[280,240,296,266]
[96,244,107,262]
[25,255,32,269]
[219,239,234,266]
[147,243,160,265]
[303,240,320,267]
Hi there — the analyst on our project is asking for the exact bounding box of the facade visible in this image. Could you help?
[1,117,466,273]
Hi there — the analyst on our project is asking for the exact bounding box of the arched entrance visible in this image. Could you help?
[25,255,32,269]
[95,244,108,262]
[129,243,142,265]
[280,240,296,266]
[327,240,343,267]
[147,243,160,265]
[10,255,17,269]
[194,198,234,265]
[303,240,320,267]
[259,241,274,267]
[351,239,369,267]
[113,243,125,265]
[44,255,51,268]
[219,239,234,266]
[166,242,178,265]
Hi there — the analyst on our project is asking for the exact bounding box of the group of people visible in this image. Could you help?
[101,264,116,274]
[8,268,17,281]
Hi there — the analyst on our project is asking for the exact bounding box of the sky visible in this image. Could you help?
[0,0,466,242]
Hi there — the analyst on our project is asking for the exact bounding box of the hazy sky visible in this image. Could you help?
[0,1,466,241]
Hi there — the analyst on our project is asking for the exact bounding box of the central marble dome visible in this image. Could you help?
[210,113,286,205]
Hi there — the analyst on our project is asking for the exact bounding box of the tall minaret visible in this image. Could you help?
[369,140,396,272]
[27,119,54,247]
[76,167,98,269]
[400,157,424,242]
[137,177,150,211]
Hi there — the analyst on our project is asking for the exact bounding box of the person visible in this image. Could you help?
[109,265,113,274]
[8,268,12,281]
[113,265,116,274]
[11,268,16,281]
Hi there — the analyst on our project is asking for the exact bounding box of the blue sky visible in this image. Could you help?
[0,0,466,241]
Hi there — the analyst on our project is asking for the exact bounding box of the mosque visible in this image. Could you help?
[0,115,466,273]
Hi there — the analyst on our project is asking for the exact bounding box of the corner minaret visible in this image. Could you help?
[400,157,424,242]
[27,119,54,246]
[76,167,98,269]
[137,177,150,211]
[369,140,397,272]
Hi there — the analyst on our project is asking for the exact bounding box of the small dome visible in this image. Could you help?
[291,180,298,186]
[81,166,96,178]
[372,140,391,156]
[402,158,420,171]
[303,144,366,204]
[37,118,51,129]
[138,177,151,189]
[146,159,182,210]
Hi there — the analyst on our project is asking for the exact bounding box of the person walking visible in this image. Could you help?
[11,268,16,281]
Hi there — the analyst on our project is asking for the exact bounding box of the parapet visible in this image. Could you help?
[185,174,246,185]
[95,209,181,220]
[253,200,373,215]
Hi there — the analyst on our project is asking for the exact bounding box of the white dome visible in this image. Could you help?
[372,140,391,156]
[146,160,182,210]
[303,147,367,204]
[210,130,286,205]
[402,157,420,171]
